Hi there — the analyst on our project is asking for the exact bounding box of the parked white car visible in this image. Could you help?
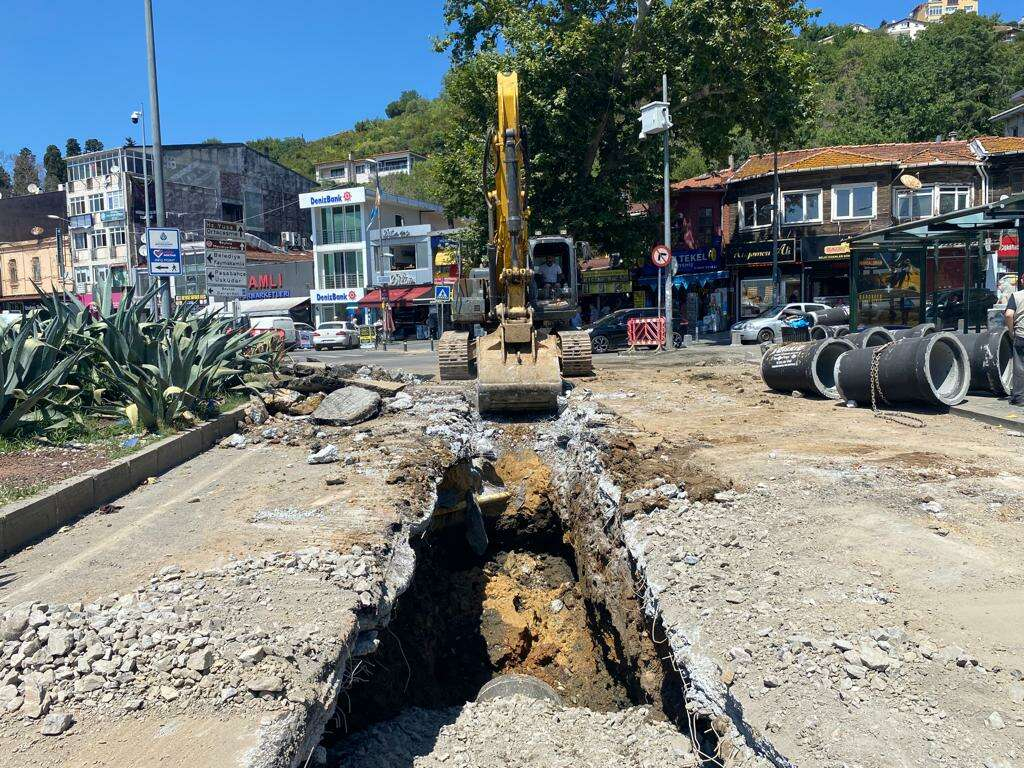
[731,302,828,344]
[313,320,360,350]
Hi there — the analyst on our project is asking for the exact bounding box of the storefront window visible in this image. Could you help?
[738,276,802,318]
[739,195,773,230]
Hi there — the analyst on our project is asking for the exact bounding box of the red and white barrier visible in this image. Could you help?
[627,317,666,348]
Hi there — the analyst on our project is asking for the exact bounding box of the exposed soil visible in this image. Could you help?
[0,445,112,502]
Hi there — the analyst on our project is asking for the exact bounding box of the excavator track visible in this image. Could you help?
[438,331,474,381]
[558,331,593,377]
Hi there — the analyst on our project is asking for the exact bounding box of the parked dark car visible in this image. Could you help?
[925,288,997,329]
[586,308,687,353]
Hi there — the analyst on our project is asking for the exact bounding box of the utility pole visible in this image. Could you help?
[661,72,673,351]
[771,145,782,305]
[144,0,170,318]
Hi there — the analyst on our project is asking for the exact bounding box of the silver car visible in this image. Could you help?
[731,302,828,344]
[312,320,361,350]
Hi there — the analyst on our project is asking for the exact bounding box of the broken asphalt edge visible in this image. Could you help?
[0,406,247,560]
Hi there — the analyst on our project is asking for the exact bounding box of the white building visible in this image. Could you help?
[991,89,1024,138]
[314,151,426,186]
[884,17,928,38]
[301,186,447,323]
[64,147,153,300]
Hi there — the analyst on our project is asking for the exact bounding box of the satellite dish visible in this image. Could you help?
[27,183,40,194]
[899,174,923,190]
[31,226,45,236]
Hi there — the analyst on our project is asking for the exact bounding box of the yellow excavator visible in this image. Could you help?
[438,72,593,412]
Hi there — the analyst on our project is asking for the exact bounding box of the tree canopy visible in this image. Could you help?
[43,145,66,192]
[12,148,40,196]
[83,138,104,153]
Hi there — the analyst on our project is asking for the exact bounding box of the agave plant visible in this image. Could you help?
[0,315,84,436]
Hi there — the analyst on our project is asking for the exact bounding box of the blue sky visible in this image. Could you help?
[1,0,1020,167]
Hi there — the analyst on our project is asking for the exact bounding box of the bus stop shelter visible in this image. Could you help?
[846,193,1024,332]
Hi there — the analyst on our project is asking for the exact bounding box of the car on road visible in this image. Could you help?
[294,322,316,350]
[587,308,688,353]
[250,316,298,349]
[313,320,361,350]
[731,302,828,344]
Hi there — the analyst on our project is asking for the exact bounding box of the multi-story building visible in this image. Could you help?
[991,89,1024,138]
[912,0,979,22]
[723,139,990,321]
[301,186,447,325]
[65,143,315,304]
[314,151,426,186]
[884,17,928,38]
[0,191,69,311]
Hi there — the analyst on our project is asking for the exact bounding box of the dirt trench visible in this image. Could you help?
[317,425,746,767]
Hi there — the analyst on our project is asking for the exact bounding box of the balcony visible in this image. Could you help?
[321,273,364,290]
[318,229,363,246]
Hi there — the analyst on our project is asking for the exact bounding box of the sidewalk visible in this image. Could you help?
[950,393,1024,430]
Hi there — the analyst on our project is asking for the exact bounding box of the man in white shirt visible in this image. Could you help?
[536,255,563,299]
[1005,279,1024,406]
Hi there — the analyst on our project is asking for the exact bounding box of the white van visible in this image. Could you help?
[249,316,297,348]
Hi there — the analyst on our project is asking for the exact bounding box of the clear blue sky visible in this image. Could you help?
[1,0,1020,167]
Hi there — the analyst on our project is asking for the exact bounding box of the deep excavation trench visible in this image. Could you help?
[318,445,727,766]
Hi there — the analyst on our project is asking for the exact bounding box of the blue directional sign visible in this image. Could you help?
[146,227,182,276]
[434,284,452,303]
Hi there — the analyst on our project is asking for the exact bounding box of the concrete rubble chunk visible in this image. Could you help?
[858,644,892,672]
[1,606,31,641]
[312,387,381,427]
[238,646,266,665]
[186,649,214,673]
[40,712,74,736]
[246,675,284,694]
[74,675,104,694]
[46,628,72,656]
[307,444,340,465]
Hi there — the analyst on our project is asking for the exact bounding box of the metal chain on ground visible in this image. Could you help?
[868,343,926,429]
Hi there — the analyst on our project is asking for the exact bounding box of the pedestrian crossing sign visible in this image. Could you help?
[434,285,452,303]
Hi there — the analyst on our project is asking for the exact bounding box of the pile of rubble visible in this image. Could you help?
[335,694,700,768]
[0,544,387,734]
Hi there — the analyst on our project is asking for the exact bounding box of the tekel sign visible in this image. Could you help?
[650,244,672,269]
[146,228,182,275]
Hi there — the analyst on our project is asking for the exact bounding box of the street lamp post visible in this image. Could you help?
[45,215,72,291]
[143,0,170,318]
[131,109,154,311]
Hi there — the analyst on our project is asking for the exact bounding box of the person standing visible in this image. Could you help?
[1004,278,1024,405]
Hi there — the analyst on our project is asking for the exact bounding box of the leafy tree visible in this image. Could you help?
[385,90,428,119]
[42,145,66,191]
[83,138,104,153]
[12,148,40,195]
[433,0,814,260]
[0,165,11,195]
[65,138,81,158]
[124,136,137,147]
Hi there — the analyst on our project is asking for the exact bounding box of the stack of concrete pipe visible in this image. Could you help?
[804,306,851,340]
[762,332,975,408]
[956,328,1012,397]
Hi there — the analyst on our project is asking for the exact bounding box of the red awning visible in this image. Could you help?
[358,285,433,307]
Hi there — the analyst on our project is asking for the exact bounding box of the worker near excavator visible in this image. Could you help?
[1005,276,1024,406]
[537,254,563,299]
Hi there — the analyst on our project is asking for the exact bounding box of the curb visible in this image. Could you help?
[949,402,1024,431]
[0,406,246,559]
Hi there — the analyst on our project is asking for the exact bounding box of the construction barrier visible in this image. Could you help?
[627,317,666,348]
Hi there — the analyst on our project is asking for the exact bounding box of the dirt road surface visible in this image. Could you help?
[584,350,1024,768]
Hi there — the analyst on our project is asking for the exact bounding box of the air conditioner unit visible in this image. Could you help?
[281,231,304,247]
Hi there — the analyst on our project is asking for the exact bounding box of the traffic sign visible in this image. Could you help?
[146,228,182,275]
[208,285,246,300]
[205,249,246,269]
[650,244,671,269]
[434,285,452,303]
[207,267,247,284]
[204,219,245,242]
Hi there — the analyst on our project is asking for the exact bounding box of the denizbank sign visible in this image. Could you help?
[310,288,366,304]
[299,186,367,209]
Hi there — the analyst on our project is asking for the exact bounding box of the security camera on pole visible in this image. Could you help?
[639,73,673,351]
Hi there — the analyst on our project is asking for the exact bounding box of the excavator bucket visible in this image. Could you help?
[476,329,562,413]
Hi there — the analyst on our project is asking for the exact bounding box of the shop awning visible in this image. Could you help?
[358,285,433,307]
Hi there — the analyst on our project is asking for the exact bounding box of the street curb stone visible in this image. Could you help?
[0,406,245,558]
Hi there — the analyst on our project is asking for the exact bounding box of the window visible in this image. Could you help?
[896,188,933,220]
[1010,170,1024,194]
[355,164,366,175]
[329,168,347,179]
[782,190,822,224]
[106,190,124,210]
[73,232,89,251]
[74,267,91,290]
[88,193,105,213]
[31,258,41,282]
[93,265,109,284]
[319,204,362,244]
[89,229,108,249]
[221,202,243,222]
[380,158,409,173]
[107,226,127,246]
[739,194,773,229]
[696,207,715,243]
[937,186,971,215]
[7,260,17,284]
[832,184,876,220]
[394,214,405,227]
[319,250,364,289]
[69,196,87,216]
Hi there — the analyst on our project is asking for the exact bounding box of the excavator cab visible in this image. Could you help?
[438,72,593,413]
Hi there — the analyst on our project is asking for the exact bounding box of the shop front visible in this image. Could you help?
[673,238,729,333]
[358,285,434,339]
[580,268,632,322]
[728,238,801,320]
[800,235,851,307]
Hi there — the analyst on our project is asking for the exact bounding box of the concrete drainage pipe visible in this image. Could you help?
[476,674,563,705]
[957,329,1012,397]
[844,327,894,349]
[890,323,936,341]
[761,338,855,399]
[835,332,971,407]
[808,326,830,341]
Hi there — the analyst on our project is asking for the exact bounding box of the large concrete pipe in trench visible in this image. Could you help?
[957,329,1012,397]
[476,674,563,705]
[890,323,936,341]
[835,332,970,407]
[761,338,854,399]
[844,327,894,349]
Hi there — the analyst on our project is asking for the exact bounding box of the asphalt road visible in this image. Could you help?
[290,339,440,375]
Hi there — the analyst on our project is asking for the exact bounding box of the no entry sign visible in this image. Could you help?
[650,244,671,269]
